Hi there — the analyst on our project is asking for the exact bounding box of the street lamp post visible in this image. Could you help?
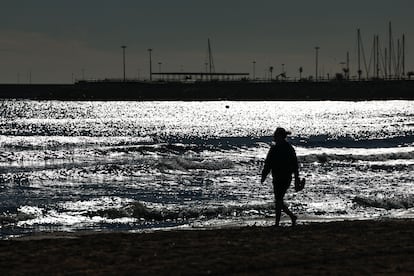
[315,46,320,81]
[252,61,256,80]
[121,45,127,82]
[158,62,162,81]
[148,48,153,81]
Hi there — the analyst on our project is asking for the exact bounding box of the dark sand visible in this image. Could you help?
[1,219,413,275]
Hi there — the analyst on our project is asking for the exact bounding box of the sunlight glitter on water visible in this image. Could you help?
[0,100,413,238]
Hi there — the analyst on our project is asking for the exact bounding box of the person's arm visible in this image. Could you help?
[261,147,273,183]
[291,146,300,184]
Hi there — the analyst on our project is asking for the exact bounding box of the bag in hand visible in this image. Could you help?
[295,178,306,192]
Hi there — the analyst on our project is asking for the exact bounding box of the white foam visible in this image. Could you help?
[158,156,234,171]
[353,195,414,210]
[297,146,414,163]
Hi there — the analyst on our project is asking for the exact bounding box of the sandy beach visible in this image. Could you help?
[0,219,413,275]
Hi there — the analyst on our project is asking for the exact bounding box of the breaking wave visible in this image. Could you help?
[353,195,414,210]
[292,134,414,148]
[2,201,275,227]
[87,201,274,221]
[157,157,234,171]
[299,150,414,163]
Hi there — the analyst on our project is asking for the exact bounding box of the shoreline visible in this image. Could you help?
[6,214,412,241]
[3,211,414,241]
[1,218,413,274]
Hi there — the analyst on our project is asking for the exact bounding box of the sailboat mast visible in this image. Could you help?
[376,35,380,78]
[357,28,361,80]
[384,48,388,78]
[388,22,392,78]
[402,34,406,77]
[208,38,212,74]
[397,39,401,78]
[346,51,350,80]
[372,35,376,78]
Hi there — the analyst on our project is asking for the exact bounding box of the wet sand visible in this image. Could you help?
[1,219,413,275]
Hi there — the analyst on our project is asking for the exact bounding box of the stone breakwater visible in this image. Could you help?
[1,80,414,100]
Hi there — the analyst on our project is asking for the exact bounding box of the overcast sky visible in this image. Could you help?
[1,0,413,83]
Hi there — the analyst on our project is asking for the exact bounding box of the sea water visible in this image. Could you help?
[0,100,413,238]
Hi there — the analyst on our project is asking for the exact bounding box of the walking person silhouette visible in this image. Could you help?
[261,127,303,227]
